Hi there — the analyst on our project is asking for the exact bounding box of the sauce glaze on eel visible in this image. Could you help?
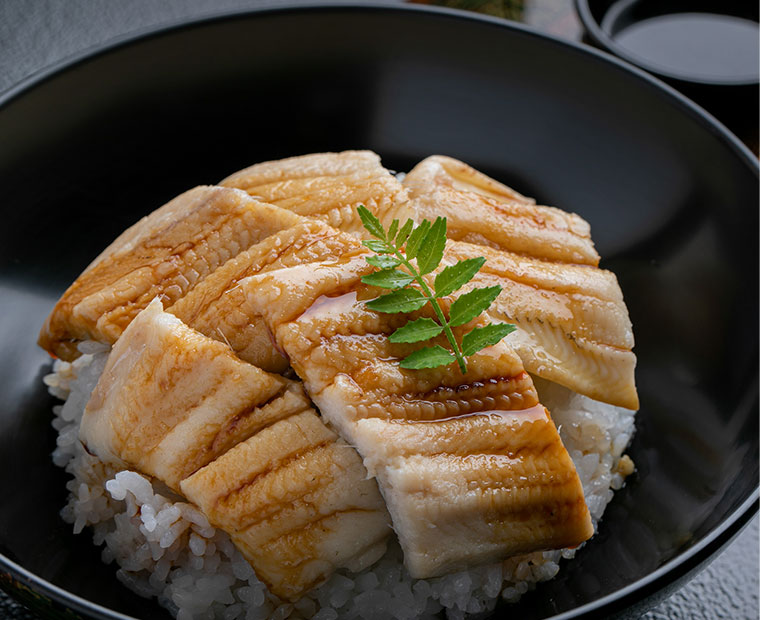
[220,150,411,235]
[79,298,391,600]
[239,248,594,579]
[39,186,302,361]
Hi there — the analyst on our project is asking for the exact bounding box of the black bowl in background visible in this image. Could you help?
[0,4,757,620]
[575,0,759,145]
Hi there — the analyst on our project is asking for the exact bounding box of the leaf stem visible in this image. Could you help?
[393,249,467,374]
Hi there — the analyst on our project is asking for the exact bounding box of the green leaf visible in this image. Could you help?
[395,219,414,248]
[356,204,505,375]
[361,268,415,290]
[366,255,401,269]
[366,288,428,313]
[434,257,487,297]
[389,317,444,343]
[405,220,430,260]
[449,285,502,327]
[416,217,448,275]
[358,205,386,240]
[461,323,517,356]
[362,239,394,254]
[387,219,399,242]
[400,345,456,369]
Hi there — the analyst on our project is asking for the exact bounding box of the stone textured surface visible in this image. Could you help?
[0,1,757,619]
[644,516,758,620]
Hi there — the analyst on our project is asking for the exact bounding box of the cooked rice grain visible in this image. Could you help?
[45,346,635,620]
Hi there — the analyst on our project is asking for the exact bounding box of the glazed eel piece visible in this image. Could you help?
[79,299,390,601]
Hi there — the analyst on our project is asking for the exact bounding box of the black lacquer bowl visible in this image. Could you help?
[0,4,757,619]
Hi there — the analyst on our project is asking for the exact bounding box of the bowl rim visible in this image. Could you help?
[574,0,760,87]
[0,3,757,619]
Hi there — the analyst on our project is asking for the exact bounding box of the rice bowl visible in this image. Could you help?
[1,6,756,620]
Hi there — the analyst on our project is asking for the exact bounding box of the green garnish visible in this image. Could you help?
[357,205,515,374]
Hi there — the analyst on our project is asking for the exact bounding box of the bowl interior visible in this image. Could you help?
[0,6,757,619]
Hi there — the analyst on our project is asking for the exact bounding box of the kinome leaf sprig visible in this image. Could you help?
[357,205,515,374]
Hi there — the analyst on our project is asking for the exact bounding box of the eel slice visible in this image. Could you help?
[168,218,365,373]
[39,186,301,361]
[219,150,411,234]
[181,412,390,601]
[240,250,594,579]
[79,298,306,489]
[403,155,600,265]
[446,241,639,410]
[80,298,391,599]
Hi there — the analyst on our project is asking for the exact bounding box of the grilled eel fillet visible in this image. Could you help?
[168,218,366,373]
[214,153,635,406]
[169,220,637,409]
[220,150,412,234]
[39,151,407,361]
[403,155,600,265]
[448,242,638,410]
[37,152,637,406]
[229,239,593,578]
[38,186,303,361]
[79,298,390,600]
[403,156,636,408]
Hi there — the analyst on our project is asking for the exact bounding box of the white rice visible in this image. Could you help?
[45,344,636,620]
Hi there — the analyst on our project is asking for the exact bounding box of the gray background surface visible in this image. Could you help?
[0,1,757,619]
